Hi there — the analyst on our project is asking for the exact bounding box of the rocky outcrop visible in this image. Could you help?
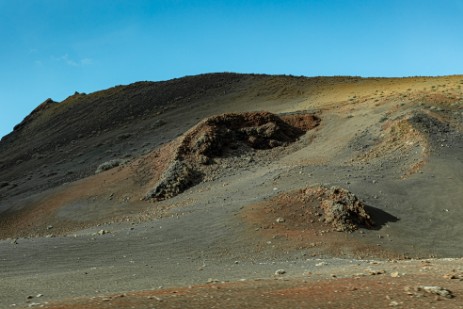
[176,112,319,161]
[305,185,373,231]
[145,112,320,201]
[145,160,201,200]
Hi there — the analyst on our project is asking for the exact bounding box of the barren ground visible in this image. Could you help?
[0,73,462,308]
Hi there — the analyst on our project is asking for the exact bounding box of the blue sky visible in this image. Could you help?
[1,0,463,138]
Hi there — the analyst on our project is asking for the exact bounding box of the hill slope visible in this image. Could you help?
[0,73,463,308]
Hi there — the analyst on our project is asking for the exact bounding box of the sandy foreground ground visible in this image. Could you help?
[0,74,462,308]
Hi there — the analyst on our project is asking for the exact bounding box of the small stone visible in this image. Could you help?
[418,286,454,298]
[403,286,416,296]
[391,271,400,278]
[443,273,463,280]
[389,300,400,307]
[275,269,286,275]
[97,229,109,235]
[366,269,385,275]
[207,278,220,283]
[148,295,163,301]
[276,217,285,223]
[443,273,456,279]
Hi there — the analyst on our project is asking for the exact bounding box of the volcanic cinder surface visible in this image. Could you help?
[1,73,463,308]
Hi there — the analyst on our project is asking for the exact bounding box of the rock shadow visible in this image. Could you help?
[363,205,399,230]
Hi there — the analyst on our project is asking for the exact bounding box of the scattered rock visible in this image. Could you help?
[97,229,110,235]
[305,185,374,232]
[117,133,133,140]
[443,272,463,280]
[390,271,400,278]
[95,159,127,174]
[417,286,454,298]
[147,295,163,301]
[145,160,201,200]
[275,269,286,275]
[366,269,386,276]
[404,286,415,296]
[152,119,167,129]
[389,300,400,307]
[405,285,454,299]
[275,217,285,223]
[179,112,318,160]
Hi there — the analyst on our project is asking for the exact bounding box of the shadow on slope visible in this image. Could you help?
[363,205,399,230]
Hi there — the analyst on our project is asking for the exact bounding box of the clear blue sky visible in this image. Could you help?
[1,0,462,138]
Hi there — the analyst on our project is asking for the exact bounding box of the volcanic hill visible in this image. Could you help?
[1,73,463,308]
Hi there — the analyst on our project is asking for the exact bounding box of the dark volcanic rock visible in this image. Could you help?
[145,160,202,200]
[177,111,319,161]
[145,111,320,201]
[305,185,374,232]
